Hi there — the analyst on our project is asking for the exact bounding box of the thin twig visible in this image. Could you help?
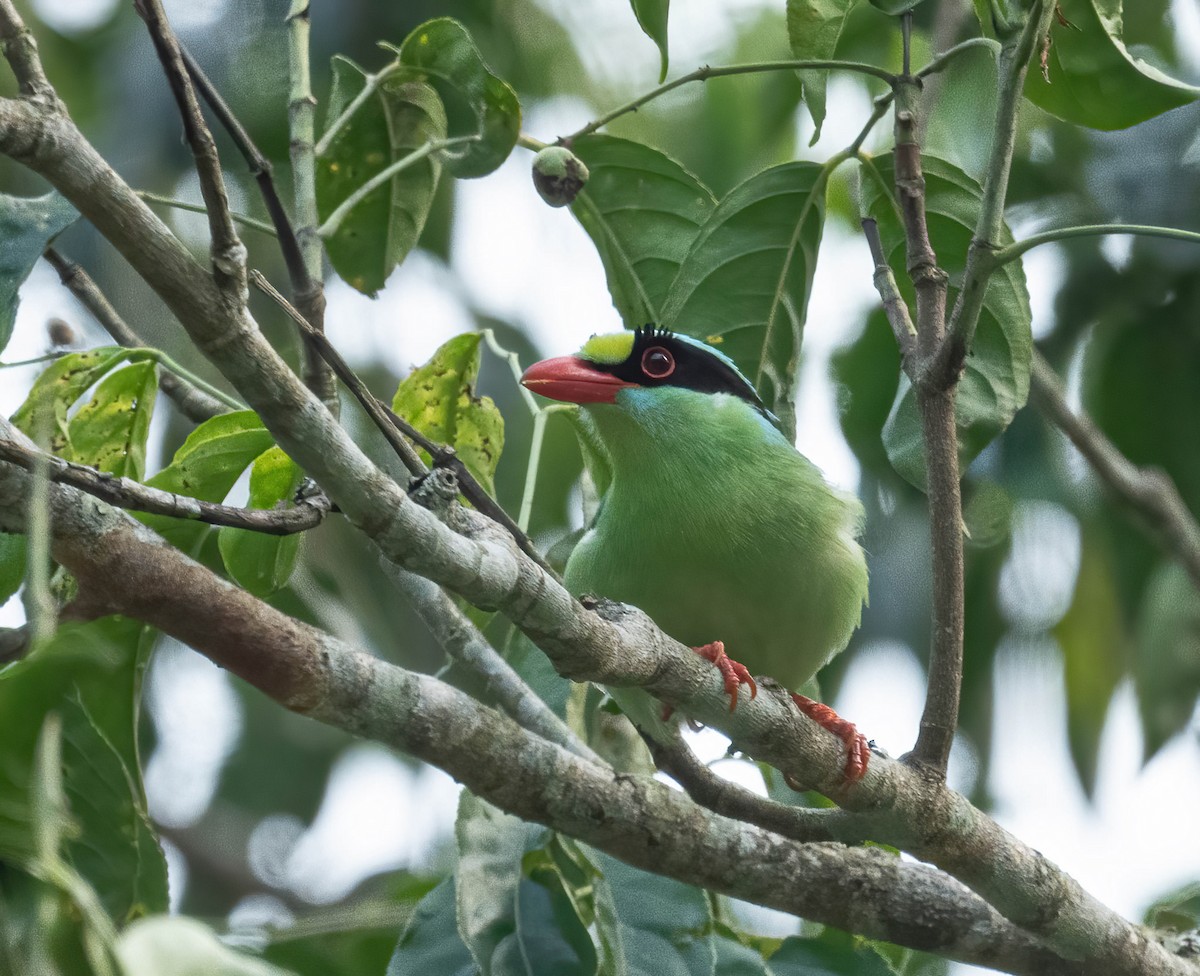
[135,0,247,300]
[1030,352,1200,591]
[313,61,404,158]
[563,59,896,143]
[175,44,305,272]
[0,438,330,536]
[991,222,1200,267]
[0,0,53,99]
[43,247,229,423]
[386,566,601,762]
[934,0,1056,386]
[250,270,560,577]
[861,217,917,373]
[917,37,1001,79]
[283,0,336,412]
[315,136,478,239]
[250,270,425,475]
[136,190,277,238]
[892,20,960,777]
[174,28,334,412]
[642,730,847,844]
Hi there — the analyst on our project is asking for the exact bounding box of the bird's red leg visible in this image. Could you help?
[694,640,757,712]
[790,693,869,782]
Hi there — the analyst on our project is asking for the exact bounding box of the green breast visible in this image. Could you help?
[563,387,867,690]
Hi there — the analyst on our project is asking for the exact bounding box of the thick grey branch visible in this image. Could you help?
[0,451,1142,976]
[0,34,1188,975]
[383,562,600,763]
[1031,352,1200,590]
[42,247,227,423]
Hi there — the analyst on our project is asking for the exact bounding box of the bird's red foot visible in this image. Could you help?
[790,693,869,782]
[694,640,757,712]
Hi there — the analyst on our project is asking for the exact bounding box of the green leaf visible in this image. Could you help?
[0,529,27,604]
[64,360,159,480]
[261,879,438,976]
[1145,880,1200,931]
[1135,561,1200,758]
[858,153,1032,489]
[391,333,504,495]
[786,0,857,143]
[142,410,275,552]
[629,0,670,81]
[713,934,770,975]
[318,62,447,296]
[387,878,477,976]
[11,346,131,450]
[503,631,572,718]
[1025,0,1200,131]
[867,0,925,12]
[386,18,521,179]
[769,930,897,975]
[1054,525,1128,796]
[590,847,715,976]
[661,161,828,434]
[570,135,716,329]
[0,191,78,356]
[922,39,999,183]
[831,310,901,482]
[454,790,542,974]
[0,617,168,923]
[117,916,300,976]
[495,878,597,975]
[217,446,304,597]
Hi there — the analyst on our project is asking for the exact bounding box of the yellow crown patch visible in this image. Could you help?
[580,331,635,364]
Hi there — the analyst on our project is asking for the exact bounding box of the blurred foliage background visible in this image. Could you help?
[2,0,1200,972]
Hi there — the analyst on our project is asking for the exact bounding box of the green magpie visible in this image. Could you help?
[521,327,871,780]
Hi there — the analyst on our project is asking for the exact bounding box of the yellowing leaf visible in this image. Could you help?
[392,334,504,496]
[65,361,159,481]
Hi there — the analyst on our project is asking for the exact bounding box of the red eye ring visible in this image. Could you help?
[641,346,675,379]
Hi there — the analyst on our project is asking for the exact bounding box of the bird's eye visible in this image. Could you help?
[641,346,675,379]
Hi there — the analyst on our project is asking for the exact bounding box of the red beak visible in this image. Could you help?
[520,355,636,404]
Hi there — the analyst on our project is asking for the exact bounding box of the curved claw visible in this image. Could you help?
[693,641,758,712]
[790,693,869,783]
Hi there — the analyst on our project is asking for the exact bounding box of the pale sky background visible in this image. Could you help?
[4,0,1200,971]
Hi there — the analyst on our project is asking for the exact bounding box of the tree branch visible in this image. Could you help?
[250,270,559,578]
[991,223,1200,267]
[0,0,52,99]
[861,217,917,375]
[1030,352,1200,590]
[134,0,247,301]
[384,562,600,763]
[283,0,336,412]
[641,728,851,844]
[0,436,329,535]
[935,0,1057,384]
[0,450,1174,976]
[0,30,1188,972]
[42,247,228,424]
[175,43,307,286]
[563,59,896,143]
[890,26,961,776]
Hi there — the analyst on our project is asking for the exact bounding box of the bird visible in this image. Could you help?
[520,326,871,780]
